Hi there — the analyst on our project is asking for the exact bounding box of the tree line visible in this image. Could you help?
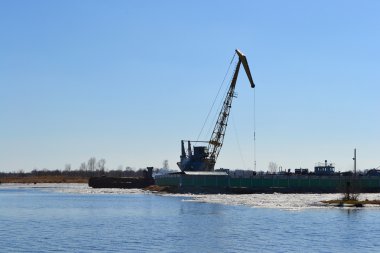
[0,157,174,178]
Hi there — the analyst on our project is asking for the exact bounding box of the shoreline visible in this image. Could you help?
[0,176,88,184]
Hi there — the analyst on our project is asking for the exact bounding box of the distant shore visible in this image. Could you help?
[0,176,88,184]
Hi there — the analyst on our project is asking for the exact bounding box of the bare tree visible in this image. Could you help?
[87,157,96,172]
[18,169,25,177]
[79,162,87,171]
[268,162,278,173]
[64,164,71,172]
[97,159,106,172]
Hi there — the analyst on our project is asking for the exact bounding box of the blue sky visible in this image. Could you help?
[1,0,379,172]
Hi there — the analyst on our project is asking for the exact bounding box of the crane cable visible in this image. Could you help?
[230,74,256,171]
[206,70,235,139]
[232,115,246,168]
[196,52,236,142]
[253,85,256,171]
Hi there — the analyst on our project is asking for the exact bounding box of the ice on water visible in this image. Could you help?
[3,183,380,210]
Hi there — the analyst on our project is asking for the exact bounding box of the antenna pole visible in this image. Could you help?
[353,148,357,175]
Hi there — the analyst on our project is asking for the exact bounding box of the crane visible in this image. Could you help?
[177,49,255,171]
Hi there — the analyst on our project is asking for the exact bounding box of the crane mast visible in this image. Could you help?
[177,49,255,172]
[208,58,241,166]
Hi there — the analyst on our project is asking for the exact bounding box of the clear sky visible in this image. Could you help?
[1,0,379,172]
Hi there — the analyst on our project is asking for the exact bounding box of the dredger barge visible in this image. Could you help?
[89,49,380,193]
[154,49,380,194]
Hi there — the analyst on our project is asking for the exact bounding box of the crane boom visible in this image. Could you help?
[177,49,255,172]
[236,49,255,88]
[207,49,255,167]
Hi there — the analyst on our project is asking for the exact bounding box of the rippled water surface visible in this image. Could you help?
[1,184,380,252]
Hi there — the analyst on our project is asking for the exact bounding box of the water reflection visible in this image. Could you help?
[344,208,362,216]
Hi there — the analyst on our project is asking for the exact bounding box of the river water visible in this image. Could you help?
[1,184,380,252]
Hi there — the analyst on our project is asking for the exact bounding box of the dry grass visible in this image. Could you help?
[144,185,175,193]
[0,176,88,184]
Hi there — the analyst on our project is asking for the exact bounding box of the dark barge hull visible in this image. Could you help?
[155,173,380,194]
[88,176,154,189]
[88,167,155,189]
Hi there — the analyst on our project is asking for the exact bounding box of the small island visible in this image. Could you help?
[321,199,380,208]
[321,180,380,207]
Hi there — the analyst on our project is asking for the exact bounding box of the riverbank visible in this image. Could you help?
[0,176,88,184]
